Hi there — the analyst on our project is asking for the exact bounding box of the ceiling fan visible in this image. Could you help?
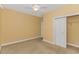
[26,4,47,12]
[32,4,40,11]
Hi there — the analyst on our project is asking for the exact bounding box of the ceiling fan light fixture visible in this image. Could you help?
[32,4,40,11]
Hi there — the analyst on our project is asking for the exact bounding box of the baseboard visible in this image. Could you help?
[1,36,41,47]
[43,39,55,45]
[68,43,79,48]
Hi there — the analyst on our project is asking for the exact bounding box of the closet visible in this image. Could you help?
[67,15,79,46]
[53,15,79,48]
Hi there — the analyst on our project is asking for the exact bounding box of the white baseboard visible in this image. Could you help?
[1,36,41,47]
[68,43,79,48]
[43,39,55,45]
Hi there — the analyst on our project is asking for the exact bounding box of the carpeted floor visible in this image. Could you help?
[1,38,79,54]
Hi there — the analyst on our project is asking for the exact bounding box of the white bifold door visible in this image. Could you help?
[53,17,67,48]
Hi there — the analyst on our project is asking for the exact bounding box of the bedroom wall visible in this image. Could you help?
[0,8,41,44]
[43,4,79,46]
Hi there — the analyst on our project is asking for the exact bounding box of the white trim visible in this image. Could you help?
[68,43,79,48]
[54,16,66,19]
[52,17,56,45]
[66,13,79,17]
[54,13,79,19]
[43,39,55,45]
[1,36,41,47]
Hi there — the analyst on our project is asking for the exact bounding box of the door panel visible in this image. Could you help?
[54,17,67,48]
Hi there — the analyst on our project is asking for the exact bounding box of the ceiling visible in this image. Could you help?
[2,4,64,17]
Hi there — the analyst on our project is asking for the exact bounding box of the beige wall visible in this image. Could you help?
[0,8,41,44]
[43,5,79,45]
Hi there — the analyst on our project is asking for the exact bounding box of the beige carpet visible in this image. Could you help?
[1,38,79,54]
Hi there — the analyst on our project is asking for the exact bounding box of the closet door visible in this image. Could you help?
[54,17,67,48]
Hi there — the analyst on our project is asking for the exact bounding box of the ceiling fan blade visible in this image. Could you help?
[40,7,47,9]
[25,7,32,9]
